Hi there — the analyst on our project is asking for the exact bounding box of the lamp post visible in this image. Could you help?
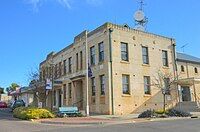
[85,31,89,116]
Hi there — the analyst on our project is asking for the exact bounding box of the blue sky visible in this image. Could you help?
[0,0,200,88]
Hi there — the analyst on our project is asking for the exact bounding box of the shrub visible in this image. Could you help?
[155,109,169,115]
[167,109,191,117]
[13,107,55,120]
[138,110,156,118]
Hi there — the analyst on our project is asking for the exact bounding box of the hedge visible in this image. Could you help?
[13,107,55,120]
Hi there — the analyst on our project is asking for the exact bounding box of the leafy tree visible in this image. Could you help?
[0,87,4,94]
[6,83,20,93]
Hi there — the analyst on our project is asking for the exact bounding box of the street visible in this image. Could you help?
[0,108,200,132]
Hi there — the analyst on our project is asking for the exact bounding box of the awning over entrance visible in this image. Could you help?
[176,77,200,86]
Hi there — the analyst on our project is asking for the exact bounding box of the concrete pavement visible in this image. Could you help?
[1,108,200,132]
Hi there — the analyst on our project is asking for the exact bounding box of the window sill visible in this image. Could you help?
[143,94,151,97]
[162,66,169,69]
[142,64,150,67]
[122,94,131,97]
[120,61,130,64]
[98,61,104,65]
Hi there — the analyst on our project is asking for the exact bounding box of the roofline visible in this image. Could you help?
[176,58,200,65]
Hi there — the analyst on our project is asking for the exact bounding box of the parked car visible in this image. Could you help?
[11,100,25,111]
[0,101,7,108]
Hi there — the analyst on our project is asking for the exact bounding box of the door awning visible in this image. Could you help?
[176,77,200,86]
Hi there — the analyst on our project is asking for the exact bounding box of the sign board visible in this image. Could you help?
[46,79,52,90]
[38,102,43,108]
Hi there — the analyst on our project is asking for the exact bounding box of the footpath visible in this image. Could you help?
[33,113,200,126]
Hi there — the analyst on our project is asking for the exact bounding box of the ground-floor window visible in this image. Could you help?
[144,76,151,95]
[122,74,130,94]
[91,77,96,96]
[68,83,72,99]
[100,75,105,95]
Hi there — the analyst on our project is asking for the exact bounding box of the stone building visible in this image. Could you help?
[39,22,200,115]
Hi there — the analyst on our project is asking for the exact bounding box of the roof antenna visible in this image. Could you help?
[180,44,188,53]
[134,0,148,31]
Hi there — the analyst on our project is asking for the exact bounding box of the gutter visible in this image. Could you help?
[109,28,114,115]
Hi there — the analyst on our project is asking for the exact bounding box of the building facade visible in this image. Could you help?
[39,22,200,115]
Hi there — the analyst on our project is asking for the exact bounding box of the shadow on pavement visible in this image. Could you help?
[0,108,21,121]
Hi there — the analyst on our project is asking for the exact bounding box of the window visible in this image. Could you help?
[181,65,185,72]
[164,78,170,95]
[195,67,198,73]
[144,76,151,95]
[98,42,104,62]
[122,75,130,94]
[68,83,72,99]
[142,46,149,64]
[68,57,72,73]
[100,75,105,95]
[121,42,129,61]
[162,50,168,67]
[54,64,58,78]
[59,62,62,77]
[80,51,83,70]
[91,77,95,96]
[53,90,56,106]
[76,53,79,71]
[63,84,67,99]
[63,60,67,75]
[90,46,95,65]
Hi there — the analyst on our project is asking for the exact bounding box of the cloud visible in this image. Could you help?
[25,0,72,12]
[25,0,103,12]
[86,0,103,6]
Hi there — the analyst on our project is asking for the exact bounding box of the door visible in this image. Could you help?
[181,86,191,101]
[58,89,62,107]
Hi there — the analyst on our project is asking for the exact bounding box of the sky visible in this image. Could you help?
[0,0,200,89]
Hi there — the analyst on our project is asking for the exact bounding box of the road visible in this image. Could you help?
[1,108,200,132]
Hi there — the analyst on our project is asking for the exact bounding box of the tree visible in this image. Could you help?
[6,83,20,93]
[28,68,47,108]
[0,87,4,94]
[152,70,177,113]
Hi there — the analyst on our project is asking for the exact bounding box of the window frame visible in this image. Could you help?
[121,42,129,61]
[90,46,96,65]
[144,76,151,95]
[98,42,104,62]
[142,46,149,64]
[100,75,105,95]
[91,77,96,96]
[68,57,72,73]
[162,50,169,67]
[122,74,130,95]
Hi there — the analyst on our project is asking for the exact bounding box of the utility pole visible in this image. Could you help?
[85,31,89,116]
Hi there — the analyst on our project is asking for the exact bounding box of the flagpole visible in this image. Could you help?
[85,30,89,116]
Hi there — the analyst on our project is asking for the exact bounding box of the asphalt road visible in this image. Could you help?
[1,108,200,132]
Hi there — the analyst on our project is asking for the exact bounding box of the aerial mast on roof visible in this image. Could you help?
[134,0,148,31]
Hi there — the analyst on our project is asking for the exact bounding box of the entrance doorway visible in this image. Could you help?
[181,86,191,101]
[74,81,83,110]
[58,89,62,107]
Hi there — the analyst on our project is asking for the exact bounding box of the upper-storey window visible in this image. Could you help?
[54,64,58,78]
[76,53,79,71]
[162,50,168,67]
[121,42,129,61]
[68,57,72,73]
[63,60,67,75]
[59,62,62,77]
[98,42,104,62]
[142,46,149,64]
[181,65,185,72]
[195,67,198,74]
[80,51,83,70]
[90,46,95,65]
